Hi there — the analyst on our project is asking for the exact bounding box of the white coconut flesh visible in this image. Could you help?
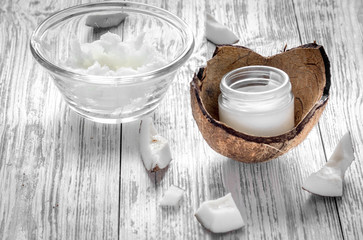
[85,12,128,28]
[303,132,354,197]
[159,185,184,207]
[205,13,239,45]
[195,193,245,233]
[139,117,172,172]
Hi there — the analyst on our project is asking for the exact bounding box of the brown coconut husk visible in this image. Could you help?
[190,43,330,163]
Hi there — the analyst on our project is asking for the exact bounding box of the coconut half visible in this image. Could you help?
[190,43,330,163]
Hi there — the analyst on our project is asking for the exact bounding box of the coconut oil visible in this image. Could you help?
[58,32,170,122]
[65,32,167,75]
[218,65,294,137]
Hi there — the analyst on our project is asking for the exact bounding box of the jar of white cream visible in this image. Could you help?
[218,66,294,137]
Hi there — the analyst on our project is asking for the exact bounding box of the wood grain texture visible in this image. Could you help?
[205,0,343,239]
[119,0,343,239]
[0,0,120,239]
[293,0,363,239]
[1,0,362,239]
[118,0,209,238]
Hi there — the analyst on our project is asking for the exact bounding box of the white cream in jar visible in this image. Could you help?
[65,32,167,75]
[218,66,294,137]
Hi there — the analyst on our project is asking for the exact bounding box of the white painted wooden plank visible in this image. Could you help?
[118,0,210,239]
[119,0,343,240]
[0,1,120,239]
[2,0,360,239]
[293,0,363,239]
[205,0,343,239]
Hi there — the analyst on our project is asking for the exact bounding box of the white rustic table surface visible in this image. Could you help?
[0,0,362,239]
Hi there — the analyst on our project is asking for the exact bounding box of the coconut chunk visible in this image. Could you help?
[139,117,172,172]
[205,13,239,45]
[85,12,128,28]
[159,185,184,207]
[302,132,354,197]
[195,193,245,233]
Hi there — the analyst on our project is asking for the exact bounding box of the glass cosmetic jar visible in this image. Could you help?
[218,65,294,137]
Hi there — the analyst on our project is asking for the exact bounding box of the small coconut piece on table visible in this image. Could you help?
[303,132,354,197]
[85,12,128,28]
[195,193,245,233]
[205,13,239,45]
[139,117,172,172]
[159,185,184,207]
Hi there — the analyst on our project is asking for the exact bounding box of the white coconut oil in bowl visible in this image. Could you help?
[30,2,194,123]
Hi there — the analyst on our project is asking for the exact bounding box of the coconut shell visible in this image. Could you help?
[190,43,330,163]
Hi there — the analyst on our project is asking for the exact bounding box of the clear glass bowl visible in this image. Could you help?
[30,1,194,123]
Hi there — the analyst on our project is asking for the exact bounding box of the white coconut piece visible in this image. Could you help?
[139,117,172,172]
[159,185,184,207]
[85,12,128,28]
[205,13,239,45]
[302,132,354,197]
[195,193,245,233]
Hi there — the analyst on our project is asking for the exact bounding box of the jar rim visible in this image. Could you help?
[220,65,291,101]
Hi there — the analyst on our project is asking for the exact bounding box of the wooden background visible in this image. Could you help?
[0,0,362,239]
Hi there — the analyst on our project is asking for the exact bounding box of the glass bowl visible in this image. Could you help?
[30,1,194,123]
